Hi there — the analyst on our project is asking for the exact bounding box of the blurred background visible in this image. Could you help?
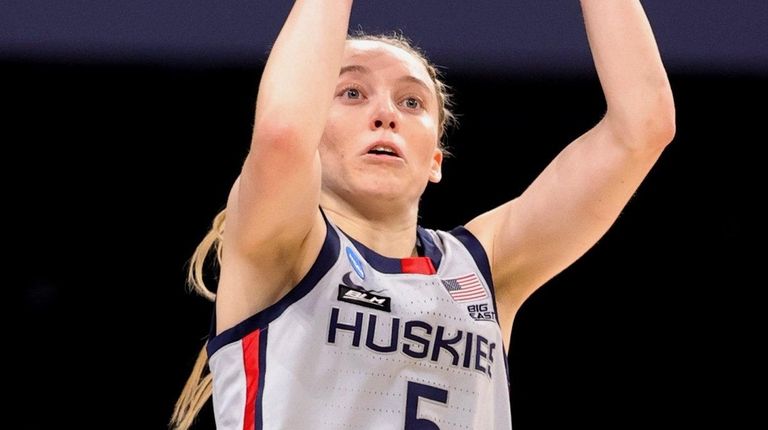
[6,1,765,428]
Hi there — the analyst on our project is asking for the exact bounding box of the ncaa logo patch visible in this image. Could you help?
[345,246,365,280]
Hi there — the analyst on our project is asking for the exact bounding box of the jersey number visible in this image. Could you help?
[404,381,448,430]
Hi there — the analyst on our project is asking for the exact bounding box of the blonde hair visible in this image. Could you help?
[169,209,225,430]
[171,31,456,430]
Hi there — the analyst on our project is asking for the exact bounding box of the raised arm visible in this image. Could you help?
[581,0,675,147]
[467,0,676,337]
[216,1,354,331]
[235,0,352,249]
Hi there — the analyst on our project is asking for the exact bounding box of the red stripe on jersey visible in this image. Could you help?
[400,257,436,275]
[242,329,261,430]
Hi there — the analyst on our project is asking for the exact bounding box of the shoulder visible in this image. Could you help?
[421,225,492,281]
[421,224,486,254]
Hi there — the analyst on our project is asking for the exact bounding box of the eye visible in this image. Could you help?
[402,97,422,110]
[341,87,363,99]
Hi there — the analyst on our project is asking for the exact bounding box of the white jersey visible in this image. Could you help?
[207,214,512,430]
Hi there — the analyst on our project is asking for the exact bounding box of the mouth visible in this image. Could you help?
[364,141,403,159]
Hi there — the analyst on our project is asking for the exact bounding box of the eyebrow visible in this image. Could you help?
[339,64,371,76]
[339,64,434,95]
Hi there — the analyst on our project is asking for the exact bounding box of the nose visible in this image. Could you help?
[370,99,398,131]
[373,119,396,130]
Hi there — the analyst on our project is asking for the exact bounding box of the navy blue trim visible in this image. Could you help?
[449,226,500,326]
[206,215,341,356]
[451,226,511,389]
[417,226,443,269]
[255,327,268,430]
[340,225,443,274]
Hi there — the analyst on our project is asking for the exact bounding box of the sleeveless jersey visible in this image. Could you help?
[206,215,512,429]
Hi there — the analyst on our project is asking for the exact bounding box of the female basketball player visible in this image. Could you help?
[171,1,675,428]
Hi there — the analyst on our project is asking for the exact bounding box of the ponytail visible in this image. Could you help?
[169,343,213,429]
[187,209,226,301]
[169,209,226,429]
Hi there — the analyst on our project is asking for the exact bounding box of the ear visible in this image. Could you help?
[428,148,443,183]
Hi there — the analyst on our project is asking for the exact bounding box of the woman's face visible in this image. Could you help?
[319,39,443,207]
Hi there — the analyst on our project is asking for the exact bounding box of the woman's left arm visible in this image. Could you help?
[581,0,676,147]
[467,0,676,333]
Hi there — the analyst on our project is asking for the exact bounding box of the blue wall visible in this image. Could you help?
[2,0,767,73]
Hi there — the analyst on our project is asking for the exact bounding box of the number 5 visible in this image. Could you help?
[404,381,448,430]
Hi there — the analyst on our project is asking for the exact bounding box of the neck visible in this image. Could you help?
[320,195,420,258]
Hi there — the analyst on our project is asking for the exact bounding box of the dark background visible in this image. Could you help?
[6,1,764,429]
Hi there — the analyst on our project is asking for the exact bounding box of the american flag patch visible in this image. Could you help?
[441,273,487,302]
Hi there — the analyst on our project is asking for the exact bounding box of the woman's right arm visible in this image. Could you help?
[216,1,354,331]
